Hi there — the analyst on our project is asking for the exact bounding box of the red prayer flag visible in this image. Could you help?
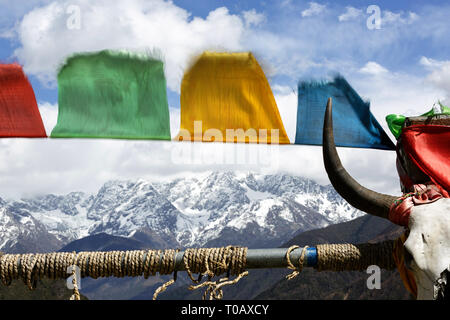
[401,125,450,196]
[0,63,47,137]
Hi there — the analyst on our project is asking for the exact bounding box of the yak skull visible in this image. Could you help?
[322,98,449,300]
[404,198,450,299]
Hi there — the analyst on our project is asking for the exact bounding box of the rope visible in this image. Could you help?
[0,242,396,299]
[0,247,248,300]
[183,246,248,300]
[285,245,308,280]
[152,249,178,300]
[69,252,81,300]
[315,241,396,271]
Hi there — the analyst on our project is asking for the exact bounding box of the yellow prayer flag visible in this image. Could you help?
[175,52,290,144]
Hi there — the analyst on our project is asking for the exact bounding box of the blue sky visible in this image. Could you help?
[1,0,450,106]
[0,0,449,197]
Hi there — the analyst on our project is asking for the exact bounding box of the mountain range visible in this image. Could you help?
[0,171,411,300]
[0,171,362,253]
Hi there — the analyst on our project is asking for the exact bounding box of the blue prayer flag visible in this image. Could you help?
[294,76,395,150]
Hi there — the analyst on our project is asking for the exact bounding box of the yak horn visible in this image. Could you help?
[322,98,396,220]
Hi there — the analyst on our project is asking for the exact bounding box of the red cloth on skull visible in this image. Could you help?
[0,63,47,137]
[399,125,450,197]
[389,184,445,226]
[391,125,449,296]
[390,125,450,226]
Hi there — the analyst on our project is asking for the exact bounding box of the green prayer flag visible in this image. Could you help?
[51,50,171,140]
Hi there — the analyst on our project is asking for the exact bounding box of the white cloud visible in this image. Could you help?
[382,10,419,25]
[338,6,363,22]
[420,56,443,69]
[0,137,178,198]
[38,102,58,135]
[408,12,419,23]
[240,6,432,83]
[301,2,326,17]
[420,57,450,102]
[12,0,246,91]
[349,62,447,132]
[383,11,402,24]
[273,86,297,141]
[0,28,15,39]
[0,131,401,199]
[169,107,181,139]
[242,9,266,28]
[359,61,388,75]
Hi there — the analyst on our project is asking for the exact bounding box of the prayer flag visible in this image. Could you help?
[51,50,171,140]
[0,63,47,138]
[295,76,395,150]
[175,52,290,144]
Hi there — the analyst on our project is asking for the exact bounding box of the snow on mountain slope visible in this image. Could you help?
[88,180,180,238]
[0,200,63,253]
[0,172,363,252]
[8,192,94,243]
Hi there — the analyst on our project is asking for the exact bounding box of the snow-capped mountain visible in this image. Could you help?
[0,172,363,252]
[0,196,63,253]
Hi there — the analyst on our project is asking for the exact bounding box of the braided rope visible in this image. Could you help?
[0,246,248,300]
[315,241,396,272]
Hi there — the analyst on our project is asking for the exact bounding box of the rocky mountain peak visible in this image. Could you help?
[0,172,363,252]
